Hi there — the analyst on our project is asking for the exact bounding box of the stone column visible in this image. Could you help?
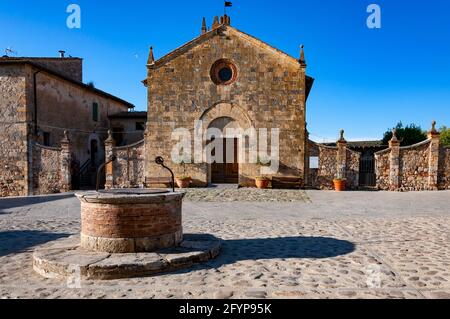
[104,130,115,190]
[389,129,401,191]
[336,130,347,180]
[60,130,72,192]
[427,121,440,190]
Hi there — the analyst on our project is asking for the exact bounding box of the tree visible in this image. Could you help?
[440,126,450,147]
[382,122,427,146]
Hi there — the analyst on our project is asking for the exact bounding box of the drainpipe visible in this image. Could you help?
[33,70,42,136]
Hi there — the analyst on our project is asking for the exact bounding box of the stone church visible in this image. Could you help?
[143,15,314,187]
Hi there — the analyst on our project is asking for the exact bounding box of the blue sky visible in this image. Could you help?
[1,0,449,141]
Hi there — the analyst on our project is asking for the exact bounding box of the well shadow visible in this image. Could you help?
[0,230,72,257]
[180,234,355,272]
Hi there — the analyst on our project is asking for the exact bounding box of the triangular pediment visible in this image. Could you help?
[149,25,301,69]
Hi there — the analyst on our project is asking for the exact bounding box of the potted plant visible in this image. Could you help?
[175,160,192,189]
[333,175,347,192]
[255,176,271,189]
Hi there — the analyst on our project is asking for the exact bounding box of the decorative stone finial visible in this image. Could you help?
[431,120,437,133]
[338,129,346,143]
[212,16,220,29]
[147,47,155,65]
[299,45,306,66]
[391,128,399,142]
[201,17,207,34]
[428,120,440,138]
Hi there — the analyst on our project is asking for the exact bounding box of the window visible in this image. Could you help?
[135,122,145,131]
[92,103,99,122]
[218,67,233,82]
[210,59,237,85]
[43,132,50,146]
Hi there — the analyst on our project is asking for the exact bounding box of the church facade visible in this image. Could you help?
[143,15,314,187]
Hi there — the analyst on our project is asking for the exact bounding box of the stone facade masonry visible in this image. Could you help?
[0,58,131,197]
[145,25,309,187]
[0,65,29,197]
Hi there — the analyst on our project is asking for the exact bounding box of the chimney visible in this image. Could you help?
[59,50,66,58]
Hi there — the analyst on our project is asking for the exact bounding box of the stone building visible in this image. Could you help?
[109,111,147,147]
[143,15,314,187]
[0,56,134,197]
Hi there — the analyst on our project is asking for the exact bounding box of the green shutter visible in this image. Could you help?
[92,103,99,122]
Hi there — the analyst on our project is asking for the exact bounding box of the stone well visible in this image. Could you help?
[77,189,184,254]
[33,188,221,280]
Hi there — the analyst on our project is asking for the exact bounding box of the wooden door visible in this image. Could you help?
[212,138,239,184]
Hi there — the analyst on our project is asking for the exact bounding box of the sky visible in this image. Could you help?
[1,0,449,142]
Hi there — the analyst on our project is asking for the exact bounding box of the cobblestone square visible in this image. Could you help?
[0,190,450,299]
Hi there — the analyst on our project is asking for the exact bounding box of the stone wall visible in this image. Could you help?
[346,149,361,188]
[0,65,30,197]
[438,147,450,190]
[31,143,63,195]
[106,138,145,189]
[30,134,72,195]
[399,141,430,191]
[146,25,308,187]
[375,149,390,190]
[375,128,450,191]
[308,139,360,190]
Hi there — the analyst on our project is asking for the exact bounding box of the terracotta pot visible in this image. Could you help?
[333,180,346,192]
[255,179,270,189]
[176,178,191,189]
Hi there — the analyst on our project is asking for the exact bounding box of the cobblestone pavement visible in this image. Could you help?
[0,190,450,299]
[184,187,310,202]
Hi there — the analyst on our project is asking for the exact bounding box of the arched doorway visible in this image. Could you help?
[208,117,239,184]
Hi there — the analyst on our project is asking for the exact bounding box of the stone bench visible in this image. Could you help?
[272,176,303,190]
[145,177,173,189]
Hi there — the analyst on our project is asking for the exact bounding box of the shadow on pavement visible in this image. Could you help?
[0,193,75,214]
[0,230,72,257]
[177,234,355,273]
